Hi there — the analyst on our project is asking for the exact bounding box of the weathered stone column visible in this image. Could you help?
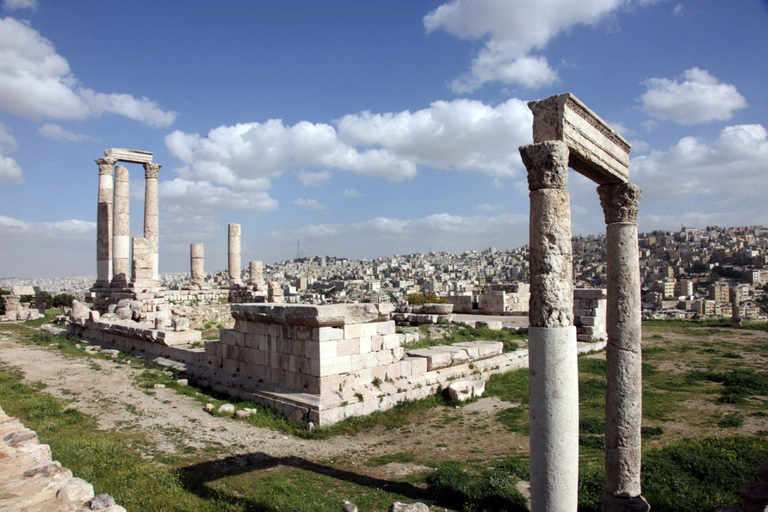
[111,165,130,286]
[228,223,242,285]
[143,163,161,281]
[598,182,649,512]
[95,158,115,286]
[190,243,205,287]
[521,140,579,512]
[248,260,265,288]
[730,287,742,327]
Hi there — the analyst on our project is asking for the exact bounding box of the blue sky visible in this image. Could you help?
[1,0,767,278]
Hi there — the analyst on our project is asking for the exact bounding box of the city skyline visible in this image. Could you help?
[1,0,767,278]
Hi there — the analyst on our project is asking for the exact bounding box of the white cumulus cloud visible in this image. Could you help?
[336,98,532,177]
[294,198,326,210]
[296,169,331,187]
[38,123,89,142]
[640,68,747,124]
[0,17,175,126]
[0,120,21,183]
[343,188,363,197]
[160,178,278,214]
[424,0,650,92]
[3,0,37,10]
[632,124,768,202]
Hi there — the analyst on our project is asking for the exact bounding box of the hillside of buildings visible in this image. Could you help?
[2,224,767,321]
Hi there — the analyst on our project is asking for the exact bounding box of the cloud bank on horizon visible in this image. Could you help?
[0,0,766,277]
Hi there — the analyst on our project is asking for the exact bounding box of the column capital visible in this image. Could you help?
[95,158,116,174]
[520,140,569,191]
[598,182,641,224]
[143,162,161,180]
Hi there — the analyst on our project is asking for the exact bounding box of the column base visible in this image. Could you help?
[602,493,650,512]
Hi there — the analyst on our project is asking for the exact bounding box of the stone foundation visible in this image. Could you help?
[67,303,606,427]
[574,288,608,342]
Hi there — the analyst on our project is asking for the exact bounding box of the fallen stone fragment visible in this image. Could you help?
[176,379,188,386]
[56,477,95,502]
[447,380,485,402]
[234,410,251,420]
[218,403,235,415]
[390,502,430,512]
[88,493,117,510]
[154,383,165,389]
[344,500,358,512]
[203,403,214,413]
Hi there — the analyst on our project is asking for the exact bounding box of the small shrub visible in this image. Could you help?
[717,413,744,428]
[641,426,665,438]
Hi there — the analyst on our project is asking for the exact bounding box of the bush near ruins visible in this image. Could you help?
[407,292,448,306]
[50,293,75,308]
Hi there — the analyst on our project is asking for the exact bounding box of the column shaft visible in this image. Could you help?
[228,223,242,285]
[95,159,115,286]
[143,163,161,281]
[112,165,130,286]
[521,141,579,512]
[190,243,204,286]
[598,183,648,511]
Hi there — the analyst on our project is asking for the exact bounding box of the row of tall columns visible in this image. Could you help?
[598,183,648,511]
[521,141,579,512]
[522,141,646,511]
[94,158,161,287]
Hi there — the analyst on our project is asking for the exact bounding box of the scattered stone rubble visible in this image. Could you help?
[1,286,46,322]
[0,404,124,511]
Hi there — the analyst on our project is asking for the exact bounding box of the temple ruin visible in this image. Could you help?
[520,93,646,511]
[65,97,645,511]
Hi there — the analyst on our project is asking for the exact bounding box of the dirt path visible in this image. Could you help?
[0,331,527,477]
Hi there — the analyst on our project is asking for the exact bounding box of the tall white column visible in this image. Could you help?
[598,182,649,512]
[95,158,115,286]
[111,165,130,286]
[143,163,161,281]
[228,223,242,285]
[521,140,579,512]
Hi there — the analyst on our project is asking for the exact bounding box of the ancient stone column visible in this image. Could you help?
[598,182,649,512]
[143,163,161,281]
[228,223,242,285]
[248,260,265,288]
[111,165,131,286]
[190,243,205,287]
[520,140,579,512]
[95,158,115,286]
[730,287,742,327]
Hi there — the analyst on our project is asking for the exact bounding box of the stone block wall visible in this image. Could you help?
[573,288,607,342]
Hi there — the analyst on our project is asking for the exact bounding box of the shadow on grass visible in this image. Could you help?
[177,452,433,510]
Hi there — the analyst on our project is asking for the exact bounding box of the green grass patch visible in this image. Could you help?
[364,452,416,467]
[425,461,528,511]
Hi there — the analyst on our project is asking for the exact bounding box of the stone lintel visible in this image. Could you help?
[104,148,153,165]
[230,303,394,327]
[528,92,630,185]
